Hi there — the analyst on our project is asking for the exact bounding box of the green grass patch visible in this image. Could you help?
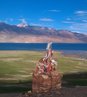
[0,51,87,92]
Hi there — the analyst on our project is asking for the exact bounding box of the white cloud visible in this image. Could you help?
[40,18,54,22]
[62,16,87,33]
[62,18,75,24]
[19,18,27,24]
[66,18,71,21]
[82,19,87,23]
[48,9,60,12]
[5,18,14,22]
[9,18,14,22]
[30,23,42,26]
[0,18,14,23]
[62,21,75,24]
[69,22,87,33]
[75,10,87,16]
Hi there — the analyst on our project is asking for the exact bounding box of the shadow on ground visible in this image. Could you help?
[0,72,87,93]
[62,72,87,87]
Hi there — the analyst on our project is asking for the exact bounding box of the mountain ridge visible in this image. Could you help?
[0,22,87,43]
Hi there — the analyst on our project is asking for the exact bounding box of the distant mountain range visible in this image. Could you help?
[0,22,87,43]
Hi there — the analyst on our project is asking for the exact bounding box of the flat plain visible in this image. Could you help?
[0,51,87,92]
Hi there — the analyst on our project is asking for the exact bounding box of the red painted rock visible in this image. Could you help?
[32,71,62,93]
[32,42,62,94]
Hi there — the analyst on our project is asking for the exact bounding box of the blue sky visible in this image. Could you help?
[0,0,87,34]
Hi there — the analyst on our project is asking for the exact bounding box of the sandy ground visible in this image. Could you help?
[0,87,87,97]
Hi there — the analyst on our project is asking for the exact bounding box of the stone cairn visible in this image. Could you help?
[32,42,62,94]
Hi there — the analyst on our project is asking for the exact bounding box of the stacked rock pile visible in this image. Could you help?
[32,42,62,94]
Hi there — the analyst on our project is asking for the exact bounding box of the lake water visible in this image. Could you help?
[0,43,87,51]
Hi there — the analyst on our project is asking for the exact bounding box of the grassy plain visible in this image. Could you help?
[0,50,87,92]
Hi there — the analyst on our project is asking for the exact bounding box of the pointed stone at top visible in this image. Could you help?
[46,42,52,50]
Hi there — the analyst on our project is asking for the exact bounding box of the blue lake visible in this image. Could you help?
[0,43,87,51]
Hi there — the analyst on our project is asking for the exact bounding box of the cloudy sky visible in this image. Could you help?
[0,0,87,34]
